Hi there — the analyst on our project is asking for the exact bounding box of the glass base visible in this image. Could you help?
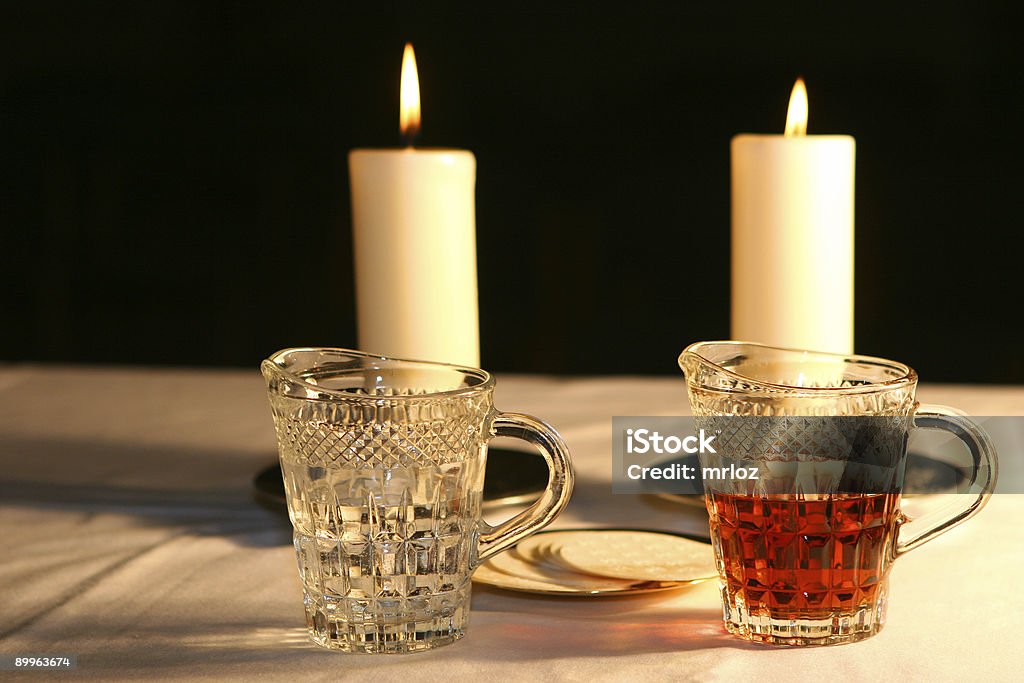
[721,582,888,646]
[304,583,471,654]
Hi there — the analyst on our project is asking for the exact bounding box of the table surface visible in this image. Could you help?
[1,365,1021,682]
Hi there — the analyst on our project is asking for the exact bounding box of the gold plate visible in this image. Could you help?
[472,565,694,596]
[651,492,707,509]
[472,528,715,597]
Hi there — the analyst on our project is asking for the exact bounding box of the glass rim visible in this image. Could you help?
[263,347,495,401]
[680,340,919,396]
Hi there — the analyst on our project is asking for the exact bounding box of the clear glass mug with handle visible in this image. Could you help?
[679,341,998,646]
[262,348,574,653]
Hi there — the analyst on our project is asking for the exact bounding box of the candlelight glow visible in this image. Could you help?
[784,78,808,137]
[400,43,421,143]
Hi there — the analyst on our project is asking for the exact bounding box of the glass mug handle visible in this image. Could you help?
[895,404,999,556]
[475,412,575,564]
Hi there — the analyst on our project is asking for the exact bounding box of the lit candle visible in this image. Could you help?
[731,78,855,354]
[349,44,480,367]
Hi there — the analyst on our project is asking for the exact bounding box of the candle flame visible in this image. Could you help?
[400,43,421,144]
[784,78,808,137]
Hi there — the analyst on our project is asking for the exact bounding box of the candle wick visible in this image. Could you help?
[402,126,420,149]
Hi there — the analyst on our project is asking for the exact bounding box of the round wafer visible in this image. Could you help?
[553,530,716,582]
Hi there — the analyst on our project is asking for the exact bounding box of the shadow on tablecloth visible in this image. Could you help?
[0,435,292,548]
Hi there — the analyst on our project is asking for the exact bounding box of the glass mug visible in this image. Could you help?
[679,341,998,646]
[262,348,574,653]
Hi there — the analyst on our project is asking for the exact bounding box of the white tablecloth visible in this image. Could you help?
[1,366,1021,681]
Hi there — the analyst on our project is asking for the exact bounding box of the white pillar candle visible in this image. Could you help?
[348,44,480,367]
[731,79,855,354]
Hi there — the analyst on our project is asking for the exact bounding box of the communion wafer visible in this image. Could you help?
[514,532,587,570]
[472,563,636,594]
[472,563,585,594]
[513,542,563,572]
[481,548,636,591]
[554,531,717,582]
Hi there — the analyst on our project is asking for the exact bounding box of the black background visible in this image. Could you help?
[2,2,1022,381]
